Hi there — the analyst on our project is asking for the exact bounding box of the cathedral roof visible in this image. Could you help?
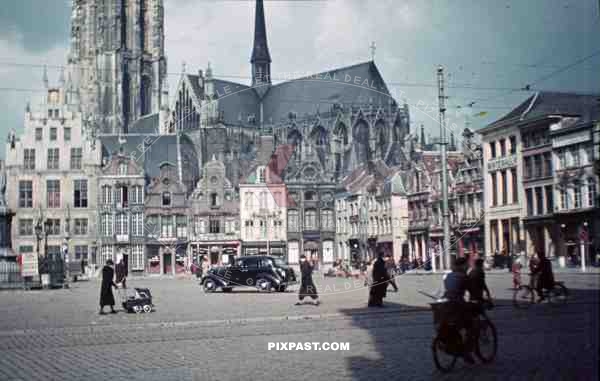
[261,61,393,124]
[212,79,261,125]
[203,60,395,128]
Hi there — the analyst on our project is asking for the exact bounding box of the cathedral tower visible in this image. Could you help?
[250,0,271,97]
[68,0,168,134]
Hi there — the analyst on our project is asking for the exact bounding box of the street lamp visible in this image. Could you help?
[62,238,70,288]
[581,222,588,271]
[43,220,50,257]
[35,220,43,257]
[35,219,43,282]
[90,241,97,276]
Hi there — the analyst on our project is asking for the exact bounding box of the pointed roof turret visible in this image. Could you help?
[251,0,272,91]
[251,0,271,64]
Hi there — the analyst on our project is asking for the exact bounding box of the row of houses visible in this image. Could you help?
[480,92,599,268]
[2,81,410,275]
[3,81,598,275]
[388,92,599,270]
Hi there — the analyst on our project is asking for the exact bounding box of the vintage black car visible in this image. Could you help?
[201,255,296,292]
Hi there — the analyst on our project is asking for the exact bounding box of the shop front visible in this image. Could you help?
[242,241,286,258]
[557,211,597,269]
[455,225,483,259]
[523,216,556,258]
[191,241,240,266]
[146,243,188,276]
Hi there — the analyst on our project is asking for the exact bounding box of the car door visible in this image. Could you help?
[221,259,242,287]
[241,257,260,286]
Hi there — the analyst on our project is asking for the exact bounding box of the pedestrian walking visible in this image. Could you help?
[115,254,127,289]
[81,258,87,278]
[512,256,522,289]
[529,252,540,289]
[192,260,202,279]
[384,254,398,292]
[368,252,389,307]
[99,259,117,315]
[201,256,210,276]
[296,254,320,305]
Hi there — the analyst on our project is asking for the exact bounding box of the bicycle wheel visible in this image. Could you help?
[549,283,568,305]
[513,285,534,309]
[432,335,457,373]
[475,318,498,363]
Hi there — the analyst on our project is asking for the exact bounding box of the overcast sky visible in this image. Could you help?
[1,0,599,158]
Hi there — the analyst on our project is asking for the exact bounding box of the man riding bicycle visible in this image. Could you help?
[530,251,554,302]
[443,257,477,364]
[468,258,492,303]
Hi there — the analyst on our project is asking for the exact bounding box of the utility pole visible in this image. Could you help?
[437,65,451,271]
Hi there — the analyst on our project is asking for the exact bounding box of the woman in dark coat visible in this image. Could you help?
[368,253,389,307]
[296,255,320,305]
[99,259,117,314]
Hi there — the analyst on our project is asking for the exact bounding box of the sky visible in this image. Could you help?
[1,0,599,158]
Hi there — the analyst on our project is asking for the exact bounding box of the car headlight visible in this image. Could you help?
[277,268,286,277]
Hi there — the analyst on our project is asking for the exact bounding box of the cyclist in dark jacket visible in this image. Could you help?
[443,257,476,364]
[467,259,491,303]
[531,252,554,301]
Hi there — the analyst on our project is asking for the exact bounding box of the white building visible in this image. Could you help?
[97,149,146,274]
[551,114,599,268]
[479,112,523,258]
[240,165,288,259]
[5,80,101,264]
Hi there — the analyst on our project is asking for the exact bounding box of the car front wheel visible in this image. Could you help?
[256,278,272,292]
[203,279,217,293]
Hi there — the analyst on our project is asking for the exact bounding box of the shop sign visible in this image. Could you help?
[487,155,517,171]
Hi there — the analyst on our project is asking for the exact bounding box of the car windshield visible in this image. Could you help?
[273,258,286,267]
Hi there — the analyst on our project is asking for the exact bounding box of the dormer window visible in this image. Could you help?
[118,163,127,175]
[162,192,171,206]
[257,166,266,183]
[210,193,219,208]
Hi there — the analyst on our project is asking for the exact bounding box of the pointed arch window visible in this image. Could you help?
[141,76,152,116]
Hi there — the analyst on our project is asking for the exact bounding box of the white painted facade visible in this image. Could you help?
[239,166,288,257]
[480,125,525,257]
[5,85,101,263]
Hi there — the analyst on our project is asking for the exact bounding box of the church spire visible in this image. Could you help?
[251,0,271,90]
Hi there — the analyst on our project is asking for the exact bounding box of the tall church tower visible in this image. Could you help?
[68,0,168,134]
[250,0,271,98]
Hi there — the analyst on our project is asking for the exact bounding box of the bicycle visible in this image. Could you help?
[512,274,569,309]
[430,300,497,373]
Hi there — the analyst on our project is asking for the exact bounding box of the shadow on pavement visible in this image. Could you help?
[339,287,600,381]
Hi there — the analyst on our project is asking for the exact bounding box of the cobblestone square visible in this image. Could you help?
[0,272,598,380]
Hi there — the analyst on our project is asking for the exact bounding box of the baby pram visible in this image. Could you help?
[120,287,154,313]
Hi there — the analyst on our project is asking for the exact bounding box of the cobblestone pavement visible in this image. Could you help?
[0,273,598,380]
